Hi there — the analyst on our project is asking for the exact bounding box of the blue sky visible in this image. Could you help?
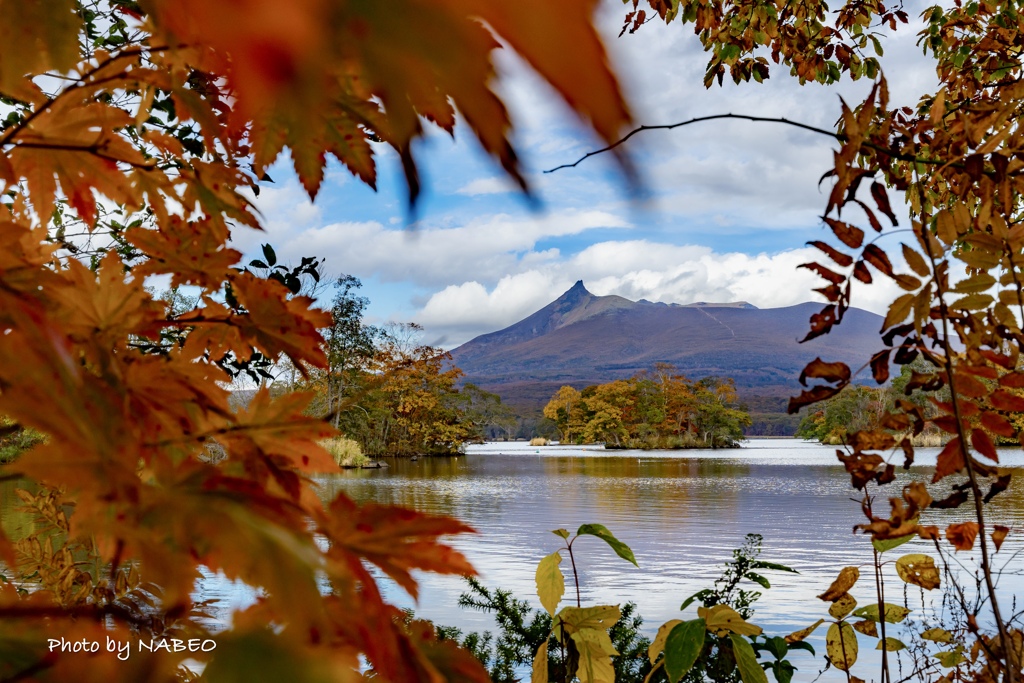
[230,4,937,349]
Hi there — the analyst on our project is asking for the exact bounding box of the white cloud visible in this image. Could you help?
[244,203,630,287]
[415,240,902,346]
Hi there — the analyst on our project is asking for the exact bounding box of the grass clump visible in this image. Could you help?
[321,436,371,468]
[0,420,44,464]
[528,437,549,446]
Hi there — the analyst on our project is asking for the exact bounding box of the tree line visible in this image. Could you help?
[542,365,751,449]
[294,275,516,458]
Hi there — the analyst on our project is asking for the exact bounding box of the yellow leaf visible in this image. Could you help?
[571,627,619,683]
[648,619,683,662]
[882,293,915,331]
[895,554,940,590]
[697,604,762,637]
[786,619,824,644]
[536,551,564,616]
[852,620,878,637]
[922,628,954,643]
[826,622,859,671]
[902,243,931,277]
[829,593,858,620]
[557,605,622,634]
[532,640,548,683]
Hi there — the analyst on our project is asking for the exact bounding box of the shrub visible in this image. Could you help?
[320,436,370,468]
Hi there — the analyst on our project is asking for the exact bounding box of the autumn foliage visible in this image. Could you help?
[0,2,631,682]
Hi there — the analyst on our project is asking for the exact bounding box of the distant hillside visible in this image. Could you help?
[449,281,886,435]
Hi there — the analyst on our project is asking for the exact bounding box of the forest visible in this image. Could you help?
[0,1,1023,683]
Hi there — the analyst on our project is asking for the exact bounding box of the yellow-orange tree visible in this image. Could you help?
[0,2,632,682]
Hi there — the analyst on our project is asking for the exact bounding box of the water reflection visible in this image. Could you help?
[316,438,1024,679]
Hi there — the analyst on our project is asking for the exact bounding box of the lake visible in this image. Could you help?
[319,438,1024,679]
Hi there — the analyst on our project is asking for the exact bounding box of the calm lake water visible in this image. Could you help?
[321,438,1024,679]
[4,438,1023,680]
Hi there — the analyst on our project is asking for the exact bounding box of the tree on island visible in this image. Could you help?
[543,368,750,449]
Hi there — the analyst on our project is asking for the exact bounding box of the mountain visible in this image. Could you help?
[449,281,885,431]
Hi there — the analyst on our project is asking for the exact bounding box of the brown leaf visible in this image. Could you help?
[801,304,840,342]
[930,490,969,509]
[848,430,895,452]
[933,437,965,483]
[970,428,999,463]
[863,244,895,277]
[870,350,891,384]
[918,525,940,540]
[787,384,844,414]
[853,260,873,284]
[984,473,1012,504]
[953,374,988,398]
[870,181,898,226]
[818,567,860,602]
[799,262,846,285]
[799,358,851,386]
[990,390,1024,412]
[837,451,885,489]
[980,411,1016,438]
[825,218,865,248]
[992,525,1010,552]
[808,240,854,267]
[946,522,980,552]
[999,372,1024,388]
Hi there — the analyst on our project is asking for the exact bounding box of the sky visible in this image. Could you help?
[229,3,940,350]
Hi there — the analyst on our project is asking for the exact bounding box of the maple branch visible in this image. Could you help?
[543,113,951,174]
[8,142,159,169]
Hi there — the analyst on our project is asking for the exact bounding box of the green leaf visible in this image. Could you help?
[852,603,911,624]
[261,243,277,266]
[876,637,906,652]
[935,650,965,668]
[745,572,770,589]
[731,635,769,683]
[764,636,788,660]
[749,560,798,574]
[552,528,570,540]
[648,620,683,663]
[680,589,714,611]
[787,640,815,656]
[536,551,564,616]
[248,259,269,269]
[871,532,915,553]
[664,618,706,683]
[576,523,638,567]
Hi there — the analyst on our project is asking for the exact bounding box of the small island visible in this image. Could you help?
[541,364,751,449]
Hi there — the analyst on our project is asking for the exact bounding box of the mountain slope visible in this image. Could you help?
[450,281,885,419]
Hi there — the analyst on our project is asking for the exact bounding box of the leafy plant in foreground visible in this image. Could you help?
[648,534,810,683]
